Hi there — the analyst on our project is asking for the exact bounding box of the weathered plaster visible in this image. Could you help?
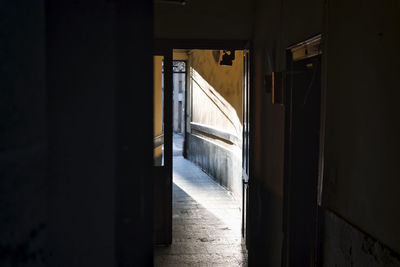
[323,210,400,267]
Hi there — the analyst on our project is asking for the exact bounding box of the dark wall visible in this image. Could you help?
[115,2,154,266]
[1,0,154,266]
[248,46,286,267]
[322,0,400,255]
[47,1,154,266]
[0,0,47,266]
[250,0,400,265]
[322,210,400,267]
[155,0,252,40]
[249,0,324,265]
[46,1,117,266]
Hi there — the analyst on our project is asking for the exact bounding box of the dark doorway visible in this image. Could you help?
[283,36,322,267]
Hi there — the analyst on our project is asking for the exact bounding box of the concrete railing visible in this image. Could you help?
[153,134,164,148]
[190,122,241,148]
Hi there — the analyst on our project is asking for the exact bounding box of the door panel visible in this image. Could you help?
[153,51,173,245]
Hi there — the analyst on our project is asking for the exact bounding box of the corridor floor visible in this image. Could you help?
[154,135,248,266]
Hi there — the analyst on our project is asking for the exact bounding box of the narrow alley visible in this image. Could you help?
[154,134,247,266]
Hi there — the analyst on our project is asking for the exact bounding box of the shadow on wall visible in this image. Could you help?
[191,67,242,138]
[186,50,243,201]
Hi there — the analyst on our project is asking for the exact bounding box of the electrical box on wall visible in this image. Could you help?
[265,72,284,105]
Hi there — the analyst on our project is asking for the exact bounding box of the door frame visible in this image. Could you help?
[153,39,254,246]
[153,49,173,245]
[282,35,324,266]
[242,49,251,247]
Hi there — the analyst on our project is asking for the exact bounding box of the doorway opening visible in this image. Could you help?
[153,47,251,266]
[283,35,323,267]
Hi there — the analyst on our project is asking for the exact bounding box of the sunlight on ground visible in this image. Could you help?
[173,169,242,235]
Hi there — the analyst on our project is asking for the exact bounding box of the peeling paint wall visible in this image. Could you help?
[323,211,400,267]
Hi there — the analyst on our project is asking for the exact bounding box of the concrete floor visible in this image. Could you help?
[154,134,247,266]
[173,133,184,156]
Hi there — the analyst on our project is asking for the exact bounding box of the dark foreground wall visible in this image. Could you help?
[0,1,47,266]
[47,1,154,266]
[46,1,117,265]
[1,1,153,266]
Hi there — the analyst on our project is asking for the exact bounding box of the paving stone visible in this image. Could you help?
[154,142,247,266]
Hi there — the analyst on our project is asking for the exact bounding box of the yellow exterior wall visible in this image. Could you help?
[189,50,243,137]
[153,56,163,162]
[173,50,189,60]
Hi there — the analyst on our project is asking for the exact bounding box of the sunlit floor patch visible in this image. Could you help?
[154,156,247,267]
[173,158,242,234]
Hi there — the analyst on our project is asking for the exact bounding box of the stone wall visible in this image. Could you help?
[186,49,243,202]
[186,134,242,202]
